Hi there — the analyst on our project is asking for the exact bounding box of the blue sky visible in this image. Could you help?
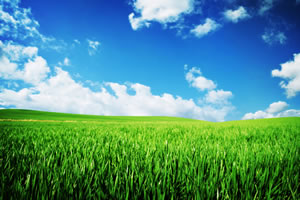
[0,0,300,121]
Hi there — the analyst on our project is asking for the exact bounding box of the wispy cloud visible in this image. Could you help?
[259,0,276,15]
[262,30,287,45]
[74,39,80,45]
[58,57,70,67]
[0,0,66,50]
[87,39,100,56]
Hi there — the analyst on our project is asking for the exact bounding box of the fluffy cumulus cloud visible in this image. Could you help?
[185,67,216,91]
[242,110,273,120]
[0,40,38,61]
[128,0,195,30]
[266,101,288,114]
[127,0,298,41]
[184,66,234,118]
[0,68,232,122]
[204,90,233,105]
[190,18,220,38]
[262,30,287,45]
[242,101,300,120]
[0,40,49,85]
[0,1,238,121]
[272,53,300,98]
[0,42,233,121]
[223,6,250,23]
[87,39,100,56]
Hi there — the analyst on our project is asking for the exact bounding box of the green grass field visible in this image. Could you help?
[0,109,299,199]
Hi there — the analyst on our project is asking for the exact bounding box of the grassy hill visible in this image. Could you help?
[0,109,299,124]
[0,109,199,122]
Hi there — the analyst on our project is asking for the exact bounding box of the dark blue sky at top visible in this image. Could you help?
[1,0,300,120]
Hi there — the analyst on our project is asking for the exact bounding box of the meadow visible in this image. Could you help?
[0,109,299,199]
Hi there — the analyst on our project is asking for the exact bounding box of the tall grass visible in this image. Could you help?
[0,117,299,199]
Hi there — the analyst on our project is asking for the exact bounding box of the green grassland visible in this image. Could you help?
[0,109,197,122]
[0,109,299,199]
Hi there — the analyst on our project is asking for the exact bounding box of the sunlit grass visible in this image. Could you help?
[0,110,299,199]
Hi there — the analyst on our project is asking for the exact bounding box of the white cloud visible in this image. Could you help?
[272,53,300,98]
[0,1,39,39]
[223,6,250,23]
[85,80,101,88]
[266,101,288,114]
[0,46,234,122]
[185,67,216,91]
[185,66,234,117]
[0,65,232,121]
[0,0,65,50]
[242,110,273,120]
[184,64,188,70]
[0,40,50,85]
[0,6,17,25]
[0,0,20,6]
[71,39,81,49]
[74,39,80,45]
[262,30,287,45]
[58,57,70,66]
[0,56,18,79]
[129,13,150,30]
[0,40,38,61]
[64,58,70,66]
[190,18,220,38]
[22,46,38,58]
[128,0,194,30]
[204,89,233,105]
[22,56,49,84]
[87,39,100,56]
[277,109,300,117]
[242,101,300,120]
